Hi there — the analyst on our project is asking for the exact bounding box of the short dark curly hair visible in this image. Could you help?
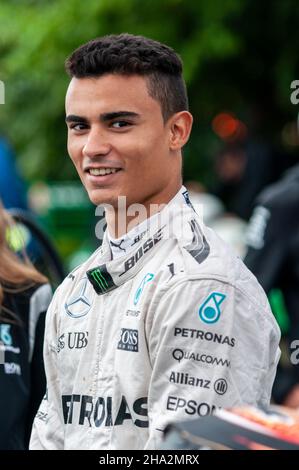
[65,33,188,122]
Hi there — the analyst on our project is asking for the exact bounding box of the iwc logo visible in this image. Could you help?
[65,277,93,318]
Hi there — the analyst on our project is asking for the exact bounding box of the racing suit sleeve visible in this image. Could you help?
[145,277,280,449]
[25,283,53,447]
[29,287,64,450]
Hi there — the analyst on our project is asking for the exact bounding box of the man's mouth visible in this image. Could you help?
[88,168,121,176]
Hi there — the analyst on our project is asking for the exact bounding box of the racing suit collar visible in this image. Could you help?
[86,186,204,294]
[106,186,192,261]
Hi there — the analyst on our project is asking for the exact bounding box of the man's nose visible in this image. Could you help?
[82,128,111,158]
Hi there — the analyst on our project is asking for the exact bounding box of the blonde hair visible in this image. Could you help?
[0,205,47,320]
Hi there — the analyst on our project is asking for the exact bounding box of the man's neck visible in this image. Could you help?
[106,183,182,238]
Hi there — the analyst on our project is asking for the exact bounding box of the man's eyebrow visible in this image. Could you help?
[65,111,140,124]
[65,115,88,123]
[100,111,140,122]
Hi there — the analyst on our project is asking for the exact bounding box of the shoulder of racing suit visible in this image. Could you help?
[54,205,275,335]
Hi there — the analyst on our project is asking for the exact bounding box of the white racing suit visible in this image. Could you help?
[30,189,280,450]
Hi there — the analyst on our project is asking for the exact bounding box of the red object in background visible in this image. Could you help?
[163,405,299,450]
[212,112,247,142]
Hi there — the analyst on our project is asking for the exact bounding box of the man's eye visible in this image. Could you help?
[111,121,131,128]
[70,123,88,131]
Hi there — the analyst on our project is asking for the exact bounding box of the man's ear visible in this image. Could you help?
[168,111,193,151]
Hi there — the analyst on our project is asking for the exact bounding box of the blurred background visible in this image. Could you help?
[1,0,299,269]
[1,0,299,408]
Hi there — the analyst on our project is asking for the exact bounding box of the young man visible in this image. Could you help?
[30,34,280,450]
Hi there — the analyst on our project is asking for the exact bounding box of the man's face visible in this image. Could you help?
[65,74,181,209]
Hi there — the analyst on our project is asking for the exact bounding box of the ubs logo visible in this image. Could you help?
[57,332,89,352]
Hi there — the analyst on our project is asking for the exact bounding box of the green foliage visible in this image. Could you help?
[0,0,298,184]
[0,0,241,181]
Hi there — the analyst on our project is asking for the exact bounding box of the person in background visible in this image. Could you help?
[244,163,299,408]
[212,141,295,221]
[0,137,28,210]
[0,203,52,449]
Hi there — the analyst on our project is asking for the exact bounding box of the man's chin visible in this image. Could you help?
[87,189,119,208]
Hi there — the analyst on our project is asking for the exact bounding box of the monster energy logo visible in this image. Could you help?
[86,265,116,295]
[91,268,108,289]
